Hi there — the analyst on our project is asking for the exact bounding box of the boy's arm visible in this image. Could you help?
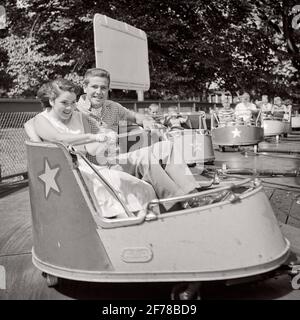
[117,102,154,126]
[250,104,259,113]
[134,112,153,126]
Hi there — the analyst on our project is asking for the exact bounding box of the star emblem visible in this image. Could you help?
[38,159,60,199]
[232,128,241,138]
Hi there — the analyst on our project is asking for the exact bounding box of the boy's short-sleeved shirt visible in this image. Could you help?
[218,108,235,124]
[271,104,287,120]
[235,102,257,122]
[77,95,135,132]
[261,103,272,113]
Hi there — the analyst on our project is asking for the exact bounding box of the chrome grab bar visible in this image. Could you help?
[146,177,253,217]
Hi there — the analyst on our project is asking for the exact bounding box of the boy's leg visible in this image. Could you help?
[150,140,199,194]
[113,141,198,197]
[113,146,184,200]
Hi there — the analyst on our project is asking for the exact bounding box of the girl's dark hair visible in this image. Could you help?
[37,78,79,109]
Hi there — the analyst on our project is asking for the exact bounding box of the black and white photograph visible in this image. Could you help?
[0,0,300,305]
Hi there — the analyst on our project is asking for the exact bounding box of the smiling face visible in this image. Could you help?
[148,104,159,116]
[49,90,77,122]
[84,76,109,108]
[221,96,231,109]
[223,101,231,109]
[168,107,178,116]
[274,97,282,106]
[262,95,268,104]
[241,93,250,103]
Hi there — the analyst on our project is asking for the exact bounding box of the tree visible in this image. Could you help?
[0,34,74,96]
[250,0,300,98]
[0,0,299,100]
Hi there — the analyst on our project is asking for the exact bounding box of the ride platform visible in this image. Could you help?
[258,133,300,153]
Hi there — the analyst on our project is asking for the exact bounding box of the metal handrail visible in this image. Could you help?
[255,109,262,127]
[146,177,252,215]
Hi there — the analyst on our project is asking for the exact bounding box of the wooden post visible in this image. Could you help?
[137,90,144,101]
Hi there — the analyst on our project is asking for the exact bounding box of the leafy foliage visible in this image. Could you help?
[0,35,73,96]
[0,0,299,100]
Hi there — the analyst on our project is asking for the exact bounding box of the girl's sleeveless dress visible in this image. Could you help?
[40,110,157,218]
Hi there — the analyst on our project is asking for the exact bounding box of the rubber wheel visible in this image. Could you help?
[289,273,300,290]
[45,273,59,287]
[170,283,201,300]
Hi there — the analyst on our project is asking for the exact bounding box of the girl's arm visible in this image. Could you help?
[34,114,106,145]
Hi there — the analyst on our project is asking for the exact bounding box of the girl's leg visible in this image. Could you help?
[150,140,199,194]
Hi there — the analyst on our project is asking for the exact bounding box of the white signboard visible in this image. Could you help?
[93,14,150,91]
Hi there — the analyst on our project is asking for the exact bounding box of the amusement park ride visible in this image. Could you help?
[211,110,264,153]
[292,111,300,130]
[22,14,300,299]
[262,109,292,141]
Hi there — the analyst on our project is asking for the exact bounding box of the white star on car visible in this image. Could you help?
[38,159,60,198]
[232,128,241,138]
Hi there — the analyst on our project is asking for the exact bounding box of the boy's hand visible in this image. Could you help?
[106,131,118,143]
[142,118,156,130]
[94,133,108,142]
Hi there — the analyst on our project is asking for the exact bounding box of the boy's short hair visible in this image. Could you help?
[284,99,292,105]
[149,103,159,109]
[148,103,159,112]
[274,96,282,104]
[167,106,178,112]
[83,68,111,86]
